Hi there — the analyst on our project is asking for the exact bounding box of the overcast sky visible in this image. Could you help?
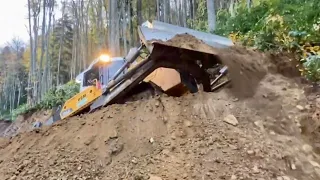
[0,0,29,46]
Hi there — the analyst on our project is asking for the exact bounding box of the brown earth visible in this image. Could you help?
[0,75,319,180]
[0,35,319,180]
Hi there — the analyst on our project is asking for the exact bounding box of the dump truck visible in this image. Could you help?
[34,20,236,128]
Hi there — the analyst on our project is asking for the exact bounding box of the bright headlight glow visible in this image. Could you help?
[99,54,110,62]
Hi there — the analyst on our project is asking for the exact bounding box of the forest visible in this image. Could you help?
[0,0,319,120]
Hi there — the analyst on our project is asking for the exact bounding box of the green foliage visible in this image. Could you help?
[188,0,208,31]
[214,0,320,82]
[38,80,80,109]
[302,55,320,82]
[215,1,270,36]
[2,80,80,121]
[50,15,74,85]
[11,104,36,121]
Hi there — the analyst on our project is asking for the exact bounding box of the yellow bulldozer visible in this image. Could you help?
[35,20,238,127]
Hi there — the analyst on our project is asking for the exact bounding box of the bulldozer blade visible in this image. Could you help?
[139,20,233,51]
[138,20,267,98]
[43,107,62,126]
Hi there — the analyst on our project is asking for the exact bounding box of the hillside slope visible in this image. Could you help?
[0,71,319,180]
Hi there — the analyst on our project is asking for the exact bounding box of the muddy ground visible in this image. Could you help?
[0,35,319,180]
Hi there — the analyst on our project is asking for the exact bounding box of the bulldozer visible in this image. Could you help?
[35,20,236,128]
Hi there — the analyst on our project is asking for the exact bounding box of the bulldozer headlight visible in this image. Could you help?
[99,54,110,63]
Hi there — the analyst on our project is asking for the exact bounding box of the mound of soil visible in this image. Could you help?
[0,72,319,180]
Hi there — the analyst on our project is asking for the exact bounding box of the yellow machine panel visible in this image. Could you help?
[60,86,102,119]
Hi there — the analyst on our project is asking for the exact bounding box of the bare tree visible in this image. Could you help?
[207,0,216,32]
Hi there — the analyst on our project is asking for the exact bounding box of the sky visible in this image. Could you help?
[0,0,29,46]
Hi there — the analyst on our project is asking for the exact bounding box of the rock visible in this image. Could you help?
[282,176,290,180]
[28,168,35,174]
[10,175,17,180]
[162,149,170,157]
[291,163,296,170]
[254,121,264,130]
[155,101,160,107]
[252,165,259,173]
[162,117,168,124]
[77,166,82,170]
[229,144,238,150]
[309,160,320,168]
[302,144,313,153]
[110,130,118,139]
[232,98,239,102]
[131,157,138,164]
[149,175,162,180]
[296,105,304,111]
[223,115,239,126]
[84,138,94,146]
[182,173,188,178]
[184,120,193,127]
[149,137,154,144]
[230,175,237,180]
[110,142,124,155]
[305,104,312,110]
[247,150,254,155]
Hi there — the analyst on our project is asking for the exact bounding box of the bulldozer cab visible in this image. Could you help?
[78,56,126,91]
[83,68,100,87]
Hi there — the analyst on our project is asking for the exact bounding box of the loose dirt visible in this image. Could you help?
[0,73,319,180]
[0,34,319,180]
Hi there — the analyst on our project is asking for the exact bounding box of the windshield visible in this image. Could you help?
[99,59,126,86]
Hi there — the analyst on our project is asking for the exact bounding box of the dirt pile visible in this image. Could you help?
[0,71,319,179]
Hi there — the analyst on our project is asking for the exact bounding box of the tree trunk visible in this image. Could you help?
[164,0,170,23]
[137,0,142,25]
[38,0,47,100]
[27,0,33,106]
[57,1,66,86]
[207,0,216,32]
[247,0,252,10]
